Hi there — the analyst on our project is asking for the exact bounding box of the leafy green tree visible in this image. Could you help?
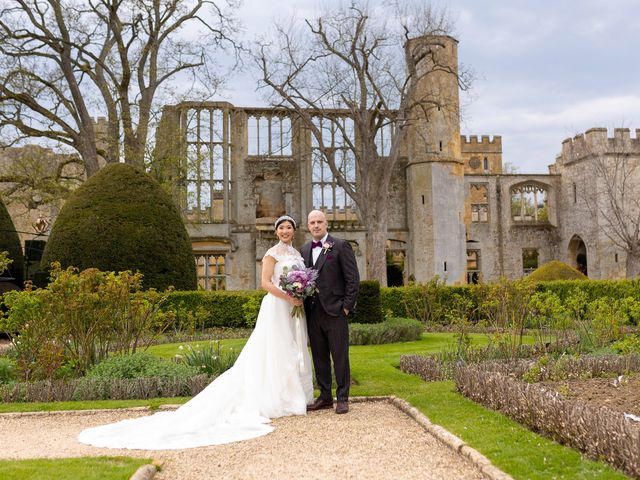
[41,163,196,290]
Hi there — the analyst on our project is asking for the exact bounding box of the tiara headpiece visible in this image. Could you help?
[274,215,296,230]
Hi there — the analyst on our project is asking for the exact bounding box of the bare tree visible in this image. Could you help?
[256,1,470,284]
[581,131,640,278]
[0,0,240,176]
[0,145,83,210]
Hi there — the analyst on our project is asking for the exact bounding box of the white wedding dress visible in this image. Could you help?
[78,241,314,450]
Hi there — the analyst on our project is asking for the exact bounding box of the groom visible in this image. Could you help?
[302,210,359,414]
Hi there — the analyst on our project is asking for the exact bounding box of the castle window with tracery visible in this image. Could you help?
[311,116,357,223]
[511,184,549,222]
[247,114,293,156]
[183,107,231,223]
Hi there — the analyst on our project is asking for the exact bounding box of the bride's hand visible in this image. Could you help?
[290,298,303,307]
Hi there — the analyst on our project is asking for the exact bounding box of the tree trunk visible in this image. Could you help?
[363,199,389,287]
[78,131,100,177]
[626,250,640,278]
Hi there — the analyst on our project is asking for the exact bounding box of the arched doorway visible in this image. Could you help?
[568,235,587,276]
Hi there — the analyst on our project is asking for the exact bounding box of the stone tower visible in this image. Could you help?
[404,35,466,284]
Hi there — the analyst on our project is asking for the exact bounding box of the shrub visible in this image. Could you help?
[0,197,24,287]
[241,293,263,329]
[165,290,265,329]
[41,163,196,290]
[526,260,587,282]
[350,280,383,324]
[0,357,17,384]
[0,375,213,402]
[175,341,239,376]
[348,317,422,345]
[612,335,640,355]
[85,352,198,379]
[1,265,175,379]
[478,277,536,357]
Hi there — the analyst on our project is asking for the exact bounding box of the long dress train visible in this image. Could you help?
[78,242,313,450]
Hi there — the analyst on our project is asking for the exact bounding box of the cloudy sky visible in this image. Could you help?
[220,0,640,173]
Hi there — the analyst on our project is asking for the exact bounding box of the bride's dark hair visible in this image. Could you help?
[274,215,296,230]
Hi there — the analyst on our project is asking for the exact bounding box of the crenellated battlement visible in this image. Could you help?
[461,135,502,146]
[558,128,640,164]
[461,135,502,154]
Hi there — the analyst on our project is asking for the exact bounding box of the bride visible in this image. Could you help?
[78,215,314,450]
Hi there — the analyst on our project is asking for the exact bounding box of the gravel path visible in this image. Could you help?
[0,400,498,479]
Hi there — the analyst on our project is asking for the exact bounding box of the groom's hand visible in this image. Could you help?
[343,308,349,316]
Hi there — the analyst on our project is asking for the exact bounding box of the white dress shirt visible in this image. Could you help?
[312,233,329,265]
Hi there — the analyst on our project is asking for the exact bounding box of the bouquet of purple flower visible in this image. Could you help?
[279,265,319,319]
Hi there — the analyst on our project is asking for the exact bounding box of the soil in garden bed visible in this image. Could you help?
[542,373,640,416]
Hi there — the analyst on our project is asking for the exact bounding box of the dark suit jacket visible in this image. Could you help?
[301,234,360,317]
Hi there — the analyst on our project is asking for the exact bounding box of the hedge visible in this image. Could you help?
[161,278,640,330]
[350,280,382,324]
[381,279,640,324]
[166,280,387,329]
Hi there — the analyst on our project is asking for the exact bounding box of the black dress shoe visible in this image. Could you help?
[335,400,349,414]
[307,398,334,411]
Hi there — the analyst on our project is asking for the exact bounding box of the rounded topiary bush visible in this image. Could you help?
[0,195,24,286]
[527,260,587,282]
[41,163,197,290]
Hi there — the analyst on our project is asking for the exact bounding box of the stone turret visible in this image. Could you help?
[404,35,466,284]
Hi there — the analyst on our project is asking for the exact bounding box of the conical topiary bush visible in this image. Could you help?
[41,163,197,290]
[0,195,24,286]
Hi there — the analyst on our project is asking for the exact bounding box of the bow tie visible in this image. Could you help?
[311,240,323,249]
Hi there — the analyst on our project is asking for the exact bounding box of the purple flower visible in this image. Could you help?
[278,265,318,319]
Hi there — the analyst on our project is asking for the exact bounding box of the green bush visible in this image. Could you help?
[350,280,383,324]
[41,163,196,290]
[611,335,640,355]
[165,290,265,329]
[526,261,587,282]
[153,277,640,333]
[0,197,24,287]
[1,265,175,379]
[534,279,640,305]
[86,352,198,379]
[381,281,481,325]
[0,357,17,384]
[241,294,262,328]
[348,317,422,345]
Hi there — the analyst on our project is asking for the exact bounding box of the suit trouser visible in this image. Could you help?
[307,303,350,401]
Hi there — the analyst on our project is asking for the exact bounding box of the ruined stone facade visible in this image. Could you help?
[3,36,640,288]
[148,34,640,288]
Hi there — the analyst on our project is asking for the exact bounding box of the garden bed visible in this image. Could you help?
[453,355,640,478]
[541,373,640,417]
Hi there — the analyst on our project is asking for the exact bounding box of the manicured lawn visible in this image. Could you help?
[0,457,152,480]
[0,333,629,479]
[148,338,247,359]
